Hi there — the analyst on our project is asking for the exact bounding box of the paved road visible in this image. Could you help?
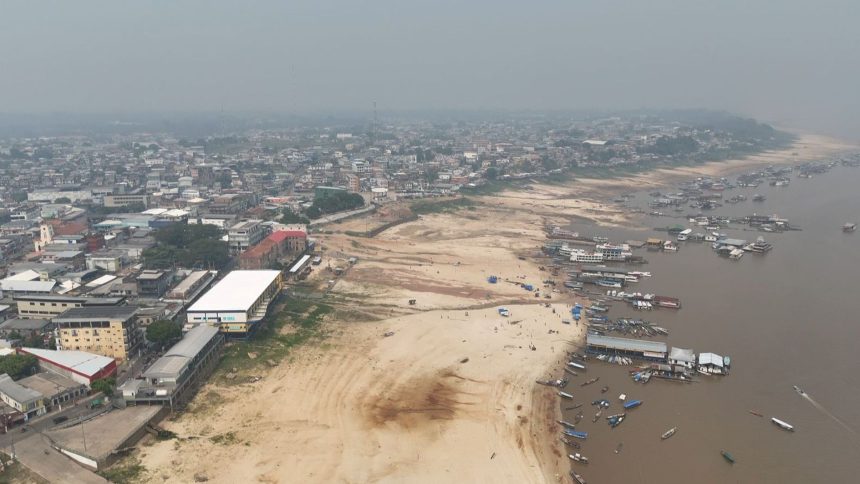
[0,396,106,451]
[13,434,108,484]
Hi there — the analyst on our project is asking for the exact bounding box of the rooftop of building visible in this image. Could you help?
[187,270,281,313]
[0,318,51,331]
[586,333,668,354]
[20,347,115,377]
[53,305,138,322]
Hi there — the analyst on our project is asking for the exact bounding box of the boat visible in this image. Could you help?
[600,385,609,393]
[563,368,578,377]
[591,399,610,408]
[563,429,588,440]
[596,279,623,288]
[568,453,589,464]
[748,410,763,417]
[793,385,806,396]
[558,391,574,399]
[771,417,795,431]
[558,420,577,429]
[661,427,677,440]
[581,377,600,387]
[843,223,857,232]
[608,414,626,428]
[753,194,766,202]
[721,450,735,464]
[622,399,642,410]
[568,361,586,370]
[569,470,587,484]
[560,437,581,449]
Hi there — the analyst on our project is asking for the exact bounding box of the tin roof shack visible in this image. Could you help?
[698,352,730,375]
[18,347,116,386]
[0,374,45,420]
[120,325,223,409]
[668,347,696,368]
[586,334,668,361]
[16,372,87,411]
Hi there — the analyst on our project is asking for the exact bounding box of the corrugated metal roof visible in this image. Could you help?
[166,325,219,359]
[0,374,43,404]
[143,325,219,379]
[187,270,280,313]
[669,347,695,362]
[20,347,115,377]
[586,334,667,353]
[698,352,724,367]
[0,280,56,293]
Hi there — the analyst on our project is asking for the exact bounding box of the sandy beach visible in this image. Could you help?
[135,132,855,483]
[139,202,586,483]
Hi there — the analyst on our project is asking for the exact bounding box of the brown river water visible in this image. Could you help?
[559,164,860,483]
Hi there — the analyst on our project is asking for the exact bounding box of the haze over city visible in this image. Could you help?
[2,0,859,139]
[0,2,859,483]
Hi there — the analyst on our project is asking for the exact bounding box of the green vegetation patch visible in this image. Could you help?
[217,298,333,382]
[409,197,477,215]
[97,457,146,484]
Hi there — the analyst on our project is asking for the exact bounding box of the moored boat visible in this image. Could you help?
[721,450,735,464]
[661,427,677,440]
[563,429,589,440]
[568,453,589,464]
[558,420,577,429]
[622,399,642,409]
[569,470,587,484]
[771,417,795,431]
[558,391,574,399]
[560,436,581,449]
[843,223,856,232]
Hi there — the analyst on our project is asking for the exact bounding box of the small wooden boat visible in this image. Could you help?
[558,420,577,429]
[564,368,579,377]
[600,385,609,393]
[661,427,677,440]
[721,450,735,464]
[592,410,602,423]
[771,417,795,431]
[568,453,589,464]
[558,391,574,399]
[748,410,763,417]
[581,377,600,387]
[568,361,586,370]
[614,442,623,454]
[559,436,581,449]
[622,399,642,410]
[563,429,588,440]
[569,470,587,484]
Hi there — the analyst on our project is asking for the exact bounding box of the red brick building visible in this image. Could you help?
[239,230,308,270]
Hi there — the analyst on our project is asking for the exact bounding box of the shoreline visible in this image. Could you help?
[134,131,856,483]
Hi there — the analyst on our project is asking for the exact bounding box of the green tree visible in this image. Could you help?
[10,191,27,203]
[0,354,38,380]
[54,197,72,204]
[282,209,309,225]
[485,167,499,180]
[91,377,116,397]
[184,238,230,269]
[146,320,181,348]
[219,172,233,188]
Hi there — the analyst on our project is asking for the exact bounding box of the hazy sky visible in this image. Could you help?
[1,0,858,137]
